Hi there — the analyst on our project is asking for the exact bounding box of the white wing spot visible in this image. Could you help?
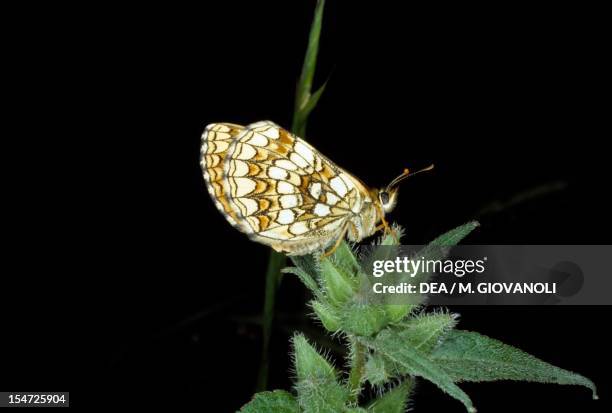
[231,160,249,177]
[212,140,230,153]
[268,166,288,180]
[280,194,299,209]
[330,176,348,197]
[233,177,257,197]
[261,128,280,140]
[314,156,323,172]
[275,159,298,171]
[290,153,309,168]
[236,143,257,160]
[240,198,259,216]
[326,192,340,205]
[314,203,331,217]
[249,121,269,129]
[290,221,309,235]
[277,209,295,225]
[294,142,314,165]
[277,181,295,194]
[309,182,322,199]
[258,228,287,240]
[248,133,268,147]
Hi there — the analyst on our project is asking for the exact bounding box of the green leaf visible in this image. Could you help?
[295,379,349,413]
[382,304,414,324]
[407,221,480,288]
[311,300,341,332]
[365,313,458,385]
[363,329,476,412]
[239,390,299,413]
[359,223,478,314]
[400,221,480,301]
[376,223,405,246]
[397,311,458,354]
[357,227,405,308]
[360,229,402,267]
[302,81,328,116]
[430,220,480,247]
[367,379,414,413]
[347,339,367,400]
[292,334,350,413]
[293,333,337,382]
[320,257,357,306]
[282,266,320,296]
[329,241,361,274]
[432,330,598,399]
[292,0,326,138]
[291,254,321,281]
[364,352,391,386]
[340,303,389,337]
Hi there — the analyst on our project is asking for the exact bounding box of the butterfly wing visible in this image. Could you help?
[201,120,372,255]
[200,122,246,228]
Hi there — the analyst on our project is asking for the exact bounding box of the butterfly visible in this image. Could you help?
[200,120,432,256]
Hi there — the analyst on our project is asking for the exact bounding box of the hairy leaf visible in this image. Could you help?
[427,221,480,249]
[320,257,357,306]
[397,311,458,354]
[367,379,414,413]
[291,254,321,282]
[364,353,393,386]
[239,390,299,413]
[340,303,389,337]
[408,221,481,287]
[363,329,475,412]
[293,333,337,382]
[311,300,341,332]
[383,304,415,324]
[292,334,349,412]
[432,330,598,399]
[282,266,320,296]
[330,241,361,274]
[359,223,479,314]
[365,313,458,385]
[295,379,349,413]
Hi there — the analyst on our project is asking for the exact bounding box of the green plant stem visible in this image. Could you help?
[256,251,285,391]
[256,0,326,392]
[347,339,366,402]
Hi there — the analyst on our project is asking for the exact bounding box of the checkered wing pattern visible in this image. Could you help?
[201,121,370,255]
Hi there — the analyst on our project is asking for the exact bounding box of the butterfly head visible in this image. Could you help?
[377,187,399,213]
[378,164,435,214]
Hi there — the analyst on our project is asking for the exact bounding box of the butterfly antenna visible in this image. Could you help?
[387,164,434,189]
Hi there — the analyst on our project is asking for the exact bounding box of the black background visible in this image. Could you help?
[3,1,610,412]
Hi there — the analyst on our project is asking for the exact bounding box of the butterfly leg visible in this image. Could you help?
[381,215,399,243]
[375,205,399,243]
[321,223,350,259]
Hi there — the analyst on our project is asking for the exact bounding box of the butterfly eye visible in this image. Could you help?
[379,191,390,205]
